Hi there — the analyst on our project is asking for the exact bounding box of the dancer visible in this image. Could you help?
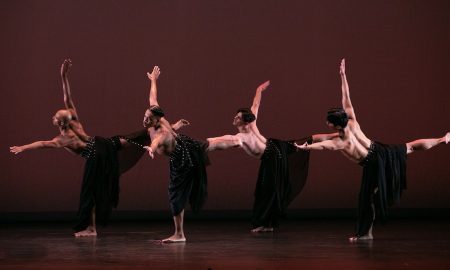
[9,59,187,237]
[143,66,219,243]
[297,59,450,241]
[207,81,323,233]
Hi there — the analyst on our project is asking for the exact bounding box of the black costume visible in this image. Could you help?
[251,137,312,229]
[74,130,150,232]
[356,141,407,236]
[168,134,209,216]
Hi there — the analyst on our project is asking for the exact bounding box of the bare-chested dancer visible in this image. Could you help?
[10,60,186,237]
[297,59,450,241]
[142,66,224,243]
[207,81,323,233]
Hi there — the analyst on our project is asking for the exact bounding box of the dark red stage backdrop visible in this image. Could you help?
[1,0,449,214]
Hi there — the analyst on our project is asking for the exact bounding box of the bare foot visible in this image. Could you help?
[74,226,97,237]
[349,234,373,242]
[251,226,274,233]
[161,234,186,243]
[445,132,450,144]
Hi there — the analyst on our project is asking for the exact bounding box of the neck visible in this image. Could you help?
[237,125,251,133]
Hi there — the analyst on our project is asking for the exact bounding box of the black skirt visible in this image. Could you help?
[356,141,407,236]
[74,130,150,232]
[251,137,311,228]
[168,134,210,216]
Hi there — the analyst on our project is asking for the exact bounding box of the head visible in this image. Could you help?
[326,108,348,130]
[52,109,72,127]
[233,108,256,127]
[143,105,165,127]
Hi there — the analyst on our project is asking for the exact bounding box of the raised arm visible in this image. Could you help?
[340,59,356,120]
[10,136,70,155]
[147,66,161,107]
[60,59,78,119]
[206,135,243,151]
[250,80,270,119]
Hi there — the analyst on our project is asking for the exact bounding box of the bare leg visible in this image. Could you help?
[162,210,186,243]
[349,188,377,242]
[74,207,97,237]
[406,132,449,154]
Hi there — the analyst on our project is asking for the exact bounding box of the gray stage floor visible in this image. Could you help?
[1,219,450,269]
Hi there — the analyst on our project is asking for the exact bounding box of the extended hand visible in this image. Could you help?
[143,146,154,159]
[147,66,161,81]
[340,59,345,75]
[257,80,270,92]
[60,59,72,77]
[294,142,308,150]
[10,146,24,155]
[178,119,190,127]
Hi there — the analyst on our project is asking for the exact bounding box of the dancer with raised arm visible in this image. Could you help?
[297,59,450,241]
[9,60,187,237]
[143,66,215,243]
[207,81,321,233]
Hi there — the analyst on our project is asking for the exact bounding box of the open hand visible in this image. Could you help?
[257,80,270,92]
[340,59,345,75]
[143,146,154,159]
[10,146,24,155]
[61,59,72,77]
[147,66,161,81]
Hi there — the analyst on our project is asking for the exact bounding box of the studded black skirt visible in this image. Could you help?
[168,134,210,216]
[251,137,311,229]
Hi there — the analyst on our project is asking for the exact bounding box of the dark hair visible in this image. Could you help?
[237,108,256,123]
[327,108,348,128]
[149,105,165,117]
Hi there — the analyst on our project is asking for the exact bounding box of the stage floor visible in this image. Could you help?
[1,219,450,269]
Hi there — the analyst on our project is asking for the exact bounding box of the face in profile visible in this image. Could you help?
[233,112,244,127]
[143,109,159,128]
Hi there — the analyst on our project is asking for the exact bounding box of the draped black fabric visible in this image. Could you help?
[168,134,209,216]
[251,137,311,229]
[356,142,407,236]
[74,130,150,232]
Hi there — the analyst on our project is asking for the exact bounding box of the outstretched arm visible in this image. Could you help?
[10,136,69,155]
[311,132,340,143]
[340,59,356,120]
[171,119,190,131]
[60,59,78,119]
[143,134,164,159]
[207,135,243,151]
[250,80,270,119]
[295,138,343,151]
[147,66,161,107]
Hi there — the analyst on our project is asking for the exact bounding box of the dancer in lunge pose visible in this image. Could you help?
[296,59,450,241]
[10,59,187,237]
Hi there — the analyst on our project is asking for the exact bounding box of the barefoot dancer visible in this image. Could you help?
[297,59,450,241]
[207,81,323,233]
[10,60,187,237]
[143,66,212,243]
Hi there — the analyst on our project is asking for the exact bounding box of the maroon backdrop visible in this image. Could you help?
[1,0,449,213]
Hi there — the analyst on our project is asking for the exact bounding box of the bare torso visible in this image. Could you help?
[148,118,177,156]
[236,123,267,159]
[59,119,91,155]
[338,119,372,163]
